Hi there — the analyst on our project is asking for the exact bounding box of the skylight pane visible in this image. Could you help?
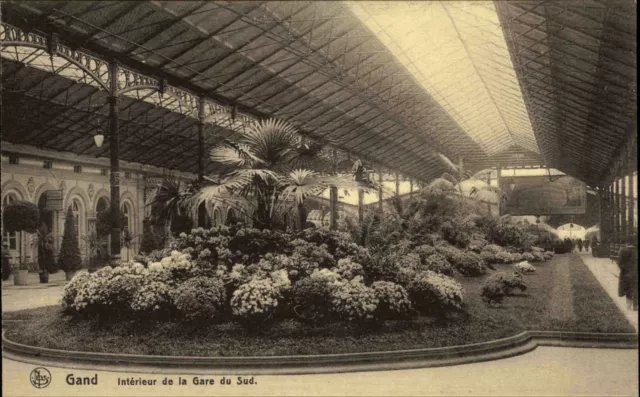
[348,1,539,155]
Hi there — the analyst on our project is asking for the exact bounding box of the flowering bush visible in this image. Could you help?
[522,252,536,262]
[452,251,487,277]
[481,272,527,305]
[513,261,536,274]
[371,281,412,319]
[130,280,172,313]
[288,239,335,276]
[543,251,554,260]
[414,244,436,260]
[291,276,334,320]
[134,248,173,266]
[422,253,455,276]
[529,251,546,262]
[329,276,378,321]
[172,277,226,321]
[407,271,464,315]
[231,278,281,324]
[61,271,92,309]
[331,258,364,280]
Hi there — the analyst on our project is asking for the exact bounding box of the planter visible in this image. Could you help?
[39,272,49,284]
[65,271,78,281]
[13,270,29,285]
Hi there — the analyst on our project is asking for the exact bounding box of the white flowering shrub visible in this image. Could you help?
[452,251,487,277]
[407,271,464,315]
[329,276,378,321]
[61,271,92,309]
[422,253,455,276]
[522,252,536,262]
[513,261,536,274]
[172,277,226,321]
[529,251,546,262]
[231,278,281,323]
[130,280,172,313]
[331,258,364,280]
[371,281,412,319]
[481,272,527,305]
[543,251,554,260]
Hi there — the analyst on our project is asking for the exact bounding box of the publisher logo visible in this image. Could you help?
[30,367,51,389]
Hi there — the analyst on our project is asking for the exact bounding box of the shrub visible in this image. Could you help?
[60,272,92,309]
[58,207,82,273]
[139,219,161,254]
[513,261,536,274]
[2,201,40,233]
[130,279,172,313]
[172,277,226,321]
[332,258,364,280]
[407,271,464,315]
[291,276,333,320]
[522,252,536,262]
[231,278,281,324]
[289,239,335,276]
[135,248,173,266]
[414,244,436,260]
[228,228,291,264]
[452,251,487,277]
[329,276,378,321]
[371,281,411,319]
[529,251,546,262]
[481,272,527,305]
[422,253,455,276]
[543,251,554,260]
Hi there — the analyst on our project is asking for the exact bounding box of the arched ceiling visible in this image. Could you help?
[1,1,635,185]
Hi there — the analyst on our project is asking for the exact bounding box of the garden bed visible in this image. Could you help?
[4,254,634,357]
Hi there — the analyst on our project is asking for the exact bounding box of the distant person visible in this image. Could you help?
[584,238,590,252]
[577,238,583,252]
[617,237,638,311]
[591,236,599,257]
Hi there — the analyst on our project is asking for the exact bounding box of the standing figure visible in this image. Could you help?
[577,238,583,252]
[617,237,638,311]
[584,238,590,252]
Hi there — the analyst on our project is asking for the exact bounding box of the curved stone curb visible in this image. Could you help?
[2,330,637,375]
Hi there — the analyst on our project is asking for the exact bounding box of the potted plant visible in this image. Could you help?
[29,223,55,283]
[58,206,82,281]
[1,242,11,281]
[11,260,29,285]
[82,231,106,273]
[2,201,40,281]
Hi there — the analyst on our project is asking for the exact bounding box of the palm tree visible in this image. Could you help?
[82,230,107,271]
[193,118,377,230]
[145,175,195,235]
[29,223,55,274]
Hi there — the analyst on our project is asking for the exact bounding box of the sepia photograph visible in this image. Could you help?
[1,1,637,396]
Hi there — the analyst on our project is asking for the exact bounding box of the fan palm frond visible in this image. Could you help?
[244,118,300,168]
[281,169,327,204]
[436,152,460,173]
[209,140,260,167]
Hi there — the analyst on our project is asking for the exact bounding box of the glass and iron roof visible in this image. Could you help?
[1,1,636,186]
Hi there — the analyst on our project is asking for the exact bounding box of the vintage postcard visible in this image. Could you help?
[1,1,637,396]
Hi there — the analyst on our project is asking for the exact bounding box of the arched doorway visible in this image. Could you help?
[2,192,22,261]
[95,196,110,261]
[197,202,211,228]
[226,208,237,226]
[37,194,54,236]
[212,208,222,227]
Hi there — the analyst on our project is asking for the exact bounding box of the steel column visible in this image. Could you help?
[378,170,383,212]
[330,186,338,231]
[358,188,364,223]
[109,61,121,264]
[197,97,206,182]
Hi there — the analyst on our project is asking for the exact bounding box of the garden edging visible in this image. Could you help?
[3,329,637,375]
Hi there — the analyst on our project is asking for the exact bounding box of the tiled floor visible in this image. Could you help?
[2,271,70,313]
